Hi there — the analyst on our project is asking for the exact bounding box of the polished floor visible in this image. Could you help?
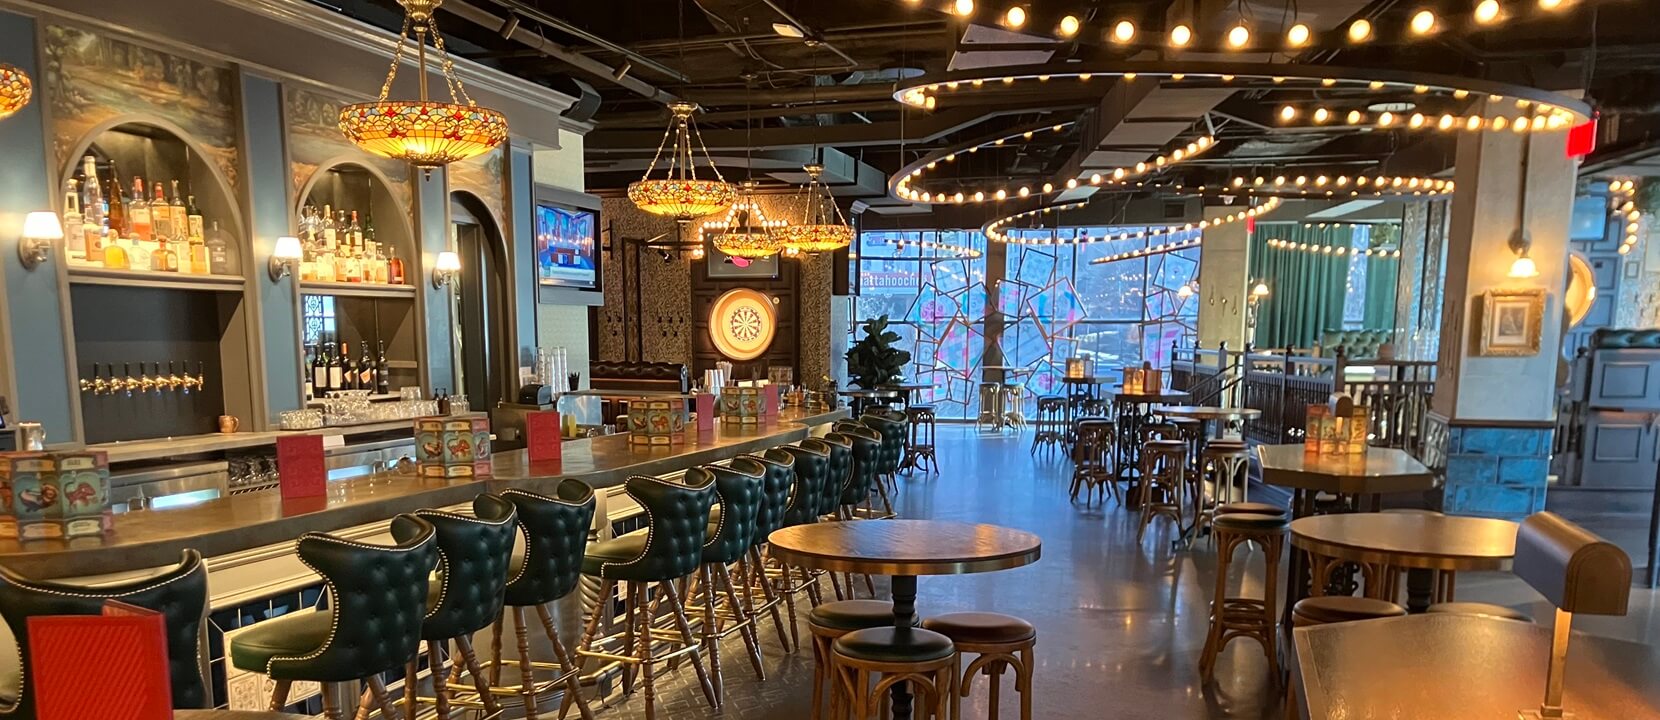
[585,426,1660,719]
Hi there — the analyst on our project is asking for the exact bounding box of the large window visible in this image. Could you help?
[850,226,1199,420]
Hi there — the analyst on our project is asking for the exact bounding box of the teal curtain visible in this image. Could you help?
[1362,255,1399,330]
[1248,223,1353,349]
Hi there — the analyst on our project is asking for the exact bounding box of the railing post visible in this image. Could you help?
[1334,348,1347,395]
[1280,353,1294,444]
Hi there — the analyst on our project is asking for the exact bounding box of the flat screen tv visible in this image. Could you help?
[535,202,598,290]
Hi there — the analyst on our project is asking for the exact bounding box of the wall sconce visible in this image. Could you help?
[18,212,61,270]
[432,250,461,288]
[1250,281,1271,301]
[1508,230,1540,278]
[267,236,302,281]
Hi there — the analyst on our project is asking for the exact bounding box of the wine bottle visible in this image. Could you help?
[328,341,344,391]
[63,179,85,260]
[313,342,330,394]
[387,245,406,285]
[129,177,151,242]
[359,344,374,390]
[151,181,173,243]
[376,341,391,394]
[343,341,359,390]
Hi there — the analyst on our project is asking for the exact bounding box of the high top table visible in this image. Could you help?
[769,520,1042,720]
[1290,512,1517,612]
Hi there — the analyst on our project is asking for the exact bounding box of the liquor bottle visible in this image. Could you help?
[358,344,374,390]
[103,235,131,270]
[297,205,315,281]
[153,233,177,272]
[151,182,173,243]
[188,231,208,275]
[80,156,106,263]
[376,341,391,394]
[342,342,358,390]
[303,347,315,402]
[169,181,189,265]
[206,221,230,275]
[129,177,151,242]
[320,204,337,254]
[387,245,406,285]
[63,179,85,260]
[328,341,344,392]
[312,342,330,395]
[348,210,363,247]
[127,232,152,272]
[186,193,205,242]
[335,211,354,282]
[370,243,387,284]
[106,171,126,241]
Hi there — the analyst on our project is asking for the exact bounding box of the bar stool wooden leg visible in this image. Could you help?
[512,607,540,720]
[663,580,720,709]
[530,604,594,720]
[367,675,401,720]
[489,618,505,686]
[717,564,767,678]
[269,679,292,712]
[321,684,348,720]
[452,634,502,716]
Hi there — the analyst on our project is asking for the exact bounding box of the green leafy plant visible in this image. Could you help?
[845,315,911,389]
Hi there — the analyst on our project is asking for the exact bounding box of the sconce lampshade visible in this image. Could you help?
[436,250,462,272]
[22,212,64,240]
[273,236,303,260]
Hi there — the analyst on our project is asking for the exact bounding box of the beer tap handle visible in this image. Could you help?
[152,362,165,394]
[94,365,110,396]
[80,364,95,394]
[122,363,136,396]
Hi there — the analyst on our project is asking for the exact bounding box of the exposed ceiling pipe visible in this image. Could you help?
[612,23,947,54]
[603,100,906,127]
[482,0,690,82]
[442,0,678,104]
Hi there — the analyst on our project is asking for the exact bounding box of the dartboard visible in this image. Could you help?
[709,288,777,360]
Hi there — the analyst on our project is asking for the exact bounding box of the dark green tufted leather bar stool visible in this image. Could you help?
[839,425,888,521]
[819,433,855,522]
[482,481,599,720]
[860,412,908,516]
[0,549,209,718]
[692,461,768,705]
[230,516,437,720]
[402,494,517,720]
[574,473,718,719]
[749,447,814,651]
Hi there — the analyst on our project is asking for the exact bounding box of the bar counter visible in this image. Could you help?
[0,407,846,579]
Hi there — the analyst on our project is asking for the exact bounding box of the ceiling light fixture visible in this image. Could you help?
[703,181,786,258]
[1475,0,1502,24]
[1538,0,1566,10]
[1410,10,1437,35]
[771,22,805,38]
[1348,18,1373,43]
[628,102,737,219]
[1170,24,1193,47]
[0,63,31,121]
[775,164,853,254]
[339,0,508,170]
[1287,23,1311,47]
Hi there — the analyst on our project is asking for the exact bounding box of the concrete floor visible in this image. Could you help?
[588,426,1660,719]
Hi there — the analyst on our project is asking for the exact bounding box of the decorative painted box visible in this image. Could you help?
[0,450,112,540]
[719,387,764,425]
[415,413,493,479]
[1122,366,1163,394]
[627,399,687,445]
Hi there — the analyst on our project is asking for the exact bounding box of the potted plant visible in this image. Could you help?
[845,315,911,389]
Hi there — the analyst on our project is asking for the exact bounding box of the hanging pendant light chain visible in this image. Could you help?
[376,14,415,102]
[426,16,476,107]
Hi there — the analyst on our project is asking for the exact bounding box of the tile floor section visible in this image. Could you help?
[571,427,1660,718]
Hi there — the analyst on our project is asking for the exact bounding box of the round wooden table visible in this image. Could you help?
[839,388,901,415]
[1151,404,1262,440]
[880,382,936,410]
[1290,512,1518,612]
[769,520,1042,720]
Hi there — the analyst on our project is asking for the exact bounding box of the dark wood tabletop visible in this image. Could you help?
[1110,388,1190,401]
[1151,405,1264,421]
[1061,376,1118,385]
[1255,444,1437,495]
[1290,512,1518,571]
[768,520,1042,576]
[839,388,901,397]
[1293,614,1660,719]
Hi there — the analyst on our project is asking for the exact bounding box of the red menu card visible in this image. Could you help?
[527,411,562,462]
[695,393,715,431]
[29,600,172,720]
[277,434,326,501]
[763,385,780,417]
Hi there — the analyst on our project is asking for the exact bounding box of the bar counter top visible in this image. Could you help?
[0,407,846,579]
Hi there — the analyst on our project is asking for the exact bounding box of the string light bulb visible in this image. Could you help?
[953,0,973,17]
[1279,105,1297,122]
[1112,20,1136,42]
[1170,24,1193,47]
[1410,10,1437,35]
[1348,18,1372,43]
[1227,24,1250,48]
[1004,5,1026,28]
[1287,23,1311,47]
[1475,0,1502,24]
[1058,15,1080,37]
[1539,0,1566,10]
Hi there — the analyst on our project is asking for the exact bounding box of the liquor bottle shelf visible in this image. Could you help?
[299,280,417,298]
[66,265,246,292]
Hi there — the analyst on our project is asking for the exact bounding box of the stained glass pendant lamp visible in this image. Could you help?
[705,180,786,258]
[629,101,737,219]
[774,163,853,253]
[338,0,508,169]
[0,64,31,121]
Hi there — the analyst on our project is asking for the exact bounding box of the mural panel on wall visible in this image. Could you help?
[42,24,238,187]
[283,83,411,211]
[449,148,507,228]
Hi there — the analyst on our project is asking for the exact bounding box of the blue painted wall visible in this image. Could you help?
[509,142,536,373]
[418,170,455,391]
[1442,424,1552,518]
[0,11,75,443]
[239,71,302,421]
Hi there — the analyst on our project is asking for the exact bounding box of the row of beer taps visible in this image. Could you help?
[80,362,207,396]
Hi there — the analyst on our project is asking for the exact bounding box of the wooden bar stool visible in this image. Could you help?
[1031,396,1067,454]
[1199,512,1288,684]
[1202,442,1252,513]
[921,612,1037,720]
[1001,385,1027,429]
[830,627,957,719]
[976,383,1006,431]
[1137,439,1190,542]
[808,600,912,720]
[901,406,939,474]
[1070,418,1115,506]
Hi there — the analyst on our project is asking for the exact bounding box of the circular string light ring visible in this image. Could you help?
[987,195,1283,245]
[890,123,1216,204]
[880,237,984,259]
[1265,237,1403,258]
[896,61,1590,127]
